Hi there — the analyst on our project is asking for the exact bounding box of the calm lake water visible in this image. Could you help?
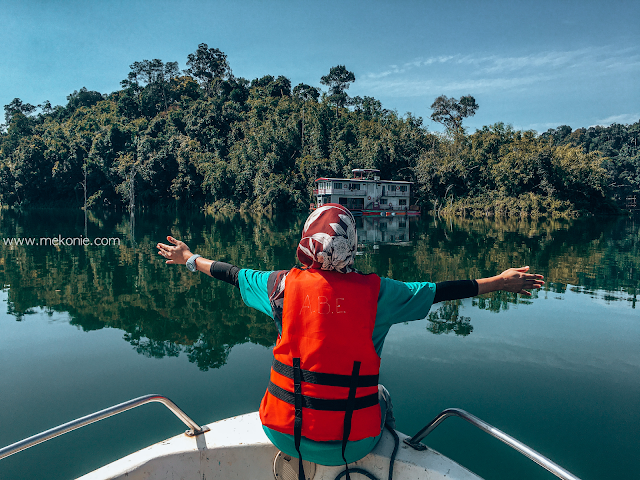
[0,208,638,480]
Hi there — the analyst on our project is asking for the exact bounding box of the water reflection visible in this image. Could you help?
[356,216,411,248]
[0,208,637,369]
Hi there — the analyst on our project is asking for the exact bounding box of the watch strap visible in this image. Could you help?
[186,254,202,272]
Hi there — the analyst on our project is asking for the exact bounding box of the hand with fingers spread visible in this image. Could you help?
[477,266,545,296]
[499,266,545,295]
[156,236,193,265]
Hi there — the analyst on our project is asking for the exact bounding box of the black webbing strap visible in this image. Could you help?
[267,382,378,411]
[272,359,379,388]
[293,358,305,480]
[341,361,361,480]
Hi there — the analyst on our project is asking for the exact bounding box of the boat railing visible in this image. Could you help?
[0,394,210,461]
[404,408,582,480]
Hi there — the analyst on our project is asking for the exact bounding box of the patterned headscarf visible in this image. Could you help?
[296,204,357,273]
[267,204,358,334]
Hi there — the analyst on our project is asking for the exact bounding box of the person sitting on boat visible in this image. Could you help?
[156,204,544,478]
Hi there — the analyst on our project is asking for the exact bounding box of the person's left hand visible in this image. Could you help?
[499,266,545,296]
[156,236,192,265]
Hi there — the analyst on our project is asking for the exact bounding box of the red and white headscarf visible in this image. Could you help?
[268,205,358,332]
[296,204,357,273]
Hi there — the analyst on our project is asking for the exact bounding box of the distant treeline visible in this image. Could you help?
[0,44,638,216]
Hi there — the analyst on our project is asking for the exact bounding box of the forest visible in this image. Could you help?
[1,44,638,217]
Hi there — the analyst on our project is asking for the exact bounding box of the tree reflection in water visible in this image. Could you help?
[0,208,637,369]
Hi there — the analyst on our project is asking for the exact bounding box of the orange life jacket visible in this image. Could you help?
[259,267,382,476]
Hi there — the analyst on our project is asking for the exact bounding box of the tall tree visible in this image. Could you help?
[293,84,320,155]
[320,65,355,118]
[430,95,479,133]
[185,43,233,95]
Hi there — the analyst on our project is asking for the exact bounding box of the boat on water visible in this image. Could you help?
[314,169,420,216]
[0,394,581,480]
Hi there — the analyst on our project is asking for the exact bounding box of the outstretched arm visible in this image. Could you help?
[433,266,544,303]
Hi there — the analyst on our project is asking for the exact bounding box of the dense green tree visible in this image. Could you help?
[3,98,37,124]
[66,87,104,113]
[541,121,640,206]
[185,43,233,96]
[320,65,355,118]
[430,94,479,133]
[119,59,181,117]
[293,83,320,102]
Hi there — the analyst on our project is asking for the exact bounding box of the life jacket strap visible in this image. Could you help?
[267,382,378,411]
[293,358,305,480]
[341,361,361,480]
[272,359,379,388]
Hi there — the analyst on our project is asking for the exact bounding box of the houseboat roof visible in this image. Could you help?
[315,177,412,184]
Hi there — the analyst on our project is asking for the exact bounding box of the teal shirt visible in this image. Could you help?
[238,269,436,465]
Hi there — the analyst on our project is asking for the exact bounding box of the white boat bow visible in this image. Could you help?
[0,394,582,480]
[78,411,481,480]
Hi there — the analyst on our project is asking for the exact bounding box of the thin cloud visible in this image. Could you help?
[514,122,568,133]
[385,46,637,74]
[361,45,640,95]
[359,73,554,97]
[592,113,640,126]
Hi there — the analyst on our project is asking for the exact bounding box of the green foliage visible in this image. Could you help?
[185,43,233,96]
[0,45,635,215]
[320,65,355,118]
[415,123,614,217]
[542,122,640,206]
[430,94,478,133]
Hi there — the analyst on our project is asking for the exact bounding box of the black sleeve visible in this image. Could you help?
[433,280,479,303]
[209,261,240,288]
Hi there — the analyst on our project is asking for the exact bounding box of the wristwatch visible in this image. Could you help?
[186,254,202,273]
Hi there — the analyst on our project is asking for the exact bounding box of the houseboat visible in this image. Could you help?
[314,169,420,216]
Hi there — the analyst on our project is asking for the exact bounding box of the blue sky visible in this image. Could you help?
[1,0,638,132]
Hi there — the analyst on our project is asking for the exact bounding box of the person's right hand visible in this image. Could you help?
[156,236,192,265]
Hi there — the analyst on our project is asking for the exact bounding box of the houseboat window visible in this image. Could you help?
[338,197,348,206]
[399,221,407,228]
[399,199,407,206]
[399,185,408,192]
[334,182,342,189]
[350,183,361,190]
[390,185,397,191]
[380,199,388,205]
